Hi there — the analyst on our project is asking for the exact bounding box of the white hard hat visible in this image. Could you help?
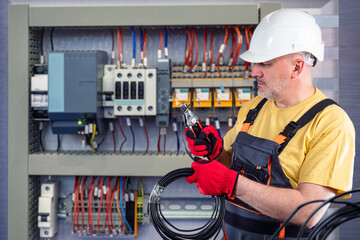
[240,9,324,65]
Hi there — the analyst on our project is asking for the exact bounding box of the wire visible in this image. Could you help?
[118,118,127,153]
[210,28,214,72]
[39,122,44,151]
[80,176,87,231]
[50,27,54,51]
[203,27,208,77]
[228,28,236,68]
[141,118,149,154]
[184,29,193,72]
[139,177,144,197]
[115,178,126,233]
[97,177,104,233]
[159,29,163,51]
[191,28,198,72]
[90,123,96,152]
[268,189,360,240]
[129,125,135,153]
[229,26,242,71]
[72,176,79,233]
[57,134,61,151]
[143,28,148,68]
[120,177,134,234]
[244,27,251,71]
[110,184,117,231]
[112,128,116,153]
[40,28,44,57]
[117,27,122,69]
[149,168,225,240]
[131,27,136,60]
[157,128,161,153]
[140,28,144,55]
[216,26,229,78]
[88,176,96,234]
[105,177,112,233]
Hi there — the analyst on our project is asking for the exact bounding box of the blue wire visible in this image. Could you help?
[217,129,221,138]
[140,28,144,52]
[95,138,106,152]
[175,131,180,154]
[129,125,135,153]
[120,177,134,234]
[131,27,136,59]
[164,28,168,48]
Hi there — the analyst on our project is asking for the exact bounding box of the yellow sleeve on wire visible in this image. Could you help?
[90,123,96,152]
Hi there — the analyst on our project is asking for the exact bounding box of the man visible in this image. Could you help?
[185,9,355,239]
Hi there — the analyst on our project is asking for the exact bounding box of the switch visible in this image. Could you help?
[115,82,121,99]
[123,82,129,99]
[138,82,144,99]
[131,82,136,99]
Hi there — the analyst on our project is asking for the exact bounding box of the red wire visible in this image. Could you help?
[80,176,88,231]
[159,29,163,50]
[77,176,82,231]
[164,133,166,153]
[97,177,104,233]
[143,28,148,60]
[117,28,122,69]
[73,176,79,232]
[105,177,112,232]
[229,29,236,60]
[110,183,117,230]
[184,29,193,70]
[188,30,194,69]
[229,26,242,71]
[191,28,198,72]
[143,119,149,154]
[88,177,96,234]
[157,128,161,153]
[203,27,207,77]
[118,118,127,153]
[216,26,229,78]
[245,27,251,71]
[120,28,124,58]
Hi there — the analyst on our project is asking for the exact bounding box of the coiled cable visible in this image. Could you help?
[149,168,225,240]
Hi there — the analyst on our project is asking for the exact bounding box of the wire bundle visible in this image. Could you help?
[149,168,225,240]
[270,189,360,240]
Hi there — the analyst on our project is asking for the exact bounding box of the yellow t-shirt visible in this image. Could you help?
[224,88,355,195]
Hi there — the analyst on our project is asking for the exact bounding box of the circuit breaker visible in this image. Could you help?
[38,182,59,238]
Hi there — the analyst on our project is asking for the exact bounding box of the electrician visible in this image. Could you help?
[185,9,355,239]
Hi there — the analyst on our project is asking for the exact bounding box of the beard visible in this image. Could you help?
[257,77,290,101]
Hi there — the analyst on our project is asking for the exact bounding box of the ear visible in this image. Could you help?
[291,57,304,79]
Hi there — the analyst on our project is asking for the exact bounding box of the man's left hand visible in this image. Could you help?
[186,160,239,198]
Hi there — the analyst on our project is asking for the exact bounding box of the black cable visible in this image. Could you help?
[57,134,61,151]
[149,168,225,240]
[40,28,44,56]
[50,27,54,51]
[269,189,360,240]
[39,129,44,151]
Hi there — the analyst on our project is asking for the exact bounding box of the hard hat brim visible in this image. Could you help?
[239,50,276,63]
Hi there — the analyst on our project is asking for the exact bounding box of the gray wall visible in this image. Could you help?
[338,0,360,238]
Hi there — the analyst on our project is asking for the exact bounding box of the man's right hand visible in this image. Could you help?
[185,125,223,160]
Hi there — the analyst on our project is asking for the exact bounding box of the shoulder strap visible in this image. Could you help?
[241,98,268,132]
[275,99,338,154]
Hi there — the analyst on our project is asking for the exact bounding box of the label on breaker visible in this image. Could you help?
[196,89,210,101]
[216,88,230,100]
[237,89,252,100]
[175,89,189,101]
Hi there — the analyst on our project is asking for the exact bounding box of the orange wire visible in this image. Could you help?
[97,177,104,233]
[203,27,207,77]
[210,28,214,69]
[184,29,192,69]
[216,26,229,78]
[80,176,87,231]
[117,28,122,69]
[72,176,79,232]
[159,29,163,50]
[88,177,96,234]
[245,27,251,71]
[191,28,198,71]
[229,28,236,60]
[230,26,242,71]
[188,29,194,69]
[143,28,148,60]
[110,184,117,230]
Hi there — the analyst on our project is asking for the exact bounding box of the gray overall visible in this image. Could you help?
[224,98,336,239]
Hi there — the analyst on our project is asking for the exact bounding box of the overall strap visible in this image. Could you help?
[274,99,338,154]
[241,98,268,132]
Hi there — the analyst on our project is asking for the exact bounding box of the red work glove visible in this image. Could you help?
[186,160,239,198]
[185,125,223,160]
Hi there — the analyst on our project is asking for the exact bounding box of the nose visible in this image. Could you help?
[251,63,263,78]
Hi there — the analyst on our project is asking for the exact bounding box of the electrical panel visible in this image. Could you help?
[7,3,285,239]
